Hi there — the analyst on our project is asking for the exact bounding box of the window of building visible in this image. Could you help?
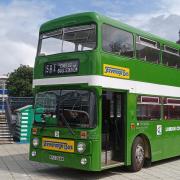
[137,96,161,120]
[163,98,180,120]
[102,24,134,57]
[162,45,180,69]
[136,36,160,64]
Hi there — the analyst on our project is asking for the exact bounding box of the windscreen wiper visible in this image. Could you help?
[59,112,74,135]
[58,91,75,135]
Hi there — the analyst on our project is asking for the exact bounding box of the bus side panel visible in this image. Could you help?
[125,93,170,165]
[127,94,165,163]
[125,93,137,166]
[162,120,180,159]
[126,94,180,164]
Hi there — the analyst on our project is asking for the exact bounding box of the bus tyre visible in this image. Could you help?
[131,137,145,172]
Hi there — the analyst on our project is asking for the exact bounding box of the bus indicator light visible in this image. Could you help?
[32,128,38,135]
[80,131,87,139]
[130,123,135,129]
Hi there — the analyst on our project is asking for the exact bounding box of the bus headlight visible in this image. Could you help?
[31,150,37,157]
[32,138,39,147]
[80,158,87,165]
[77,142,86,153]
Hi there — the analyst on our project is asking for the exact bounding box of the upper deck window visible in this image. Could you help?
[102,24,134,58]
[162,45,180,69]
[136,36,160,64]
[38,24,96,56]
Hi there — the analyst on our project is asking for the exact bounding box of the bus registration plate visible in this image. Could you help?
[42,138,74,153]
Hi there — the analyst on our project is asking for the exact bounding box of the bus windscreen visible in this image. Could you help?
[34,90,96,128]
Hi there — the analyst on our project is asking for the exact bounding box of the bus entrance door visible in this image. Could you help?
[101,91,125,167]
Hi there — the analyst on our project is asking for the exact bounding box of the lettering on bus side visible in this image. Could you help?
[165,126,180,132]
[103,64,130,79]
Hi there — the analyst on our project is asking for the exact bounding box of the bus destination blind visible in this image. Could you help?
[44,60,79,76]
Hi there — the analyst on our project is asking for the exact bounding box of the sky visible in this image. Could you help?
[0,0,180,74]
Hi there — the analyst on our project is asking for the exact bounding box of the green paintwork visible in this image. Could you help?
[16,105,34,142]
[30,12,180,171]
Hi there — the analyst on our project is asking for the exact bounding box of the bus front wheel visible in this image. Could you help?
[130,137,145,172]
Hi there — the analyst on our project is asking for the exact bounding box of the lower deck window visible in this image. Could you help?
[137,96,161,120]
[164,105,180,119]
[137,104,161,120]
[137,96,180,121]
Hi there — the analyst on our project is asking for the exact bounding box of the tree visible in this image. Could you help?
[6,65,33,97]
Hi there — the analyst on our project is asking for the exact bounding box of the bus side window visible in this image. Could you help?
[137,95,161,121]
[163,97,180,120]
[136,36,160,64]
[162,46,180,69]
[102,24,134,58]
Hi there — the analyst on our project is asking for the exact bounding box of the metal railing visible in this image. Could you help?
[5,98,16,136]
[9,97,34,112]
[4,97,34,138]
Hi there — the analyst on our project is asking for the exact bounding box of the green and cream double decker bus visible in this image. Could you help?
[30,12,180,172]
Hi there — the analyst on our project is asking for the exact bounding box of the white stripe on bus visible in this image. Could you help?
[33,75,180,98]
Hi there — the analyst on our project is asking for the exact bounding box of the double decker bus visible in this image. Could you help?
[30,12,180,172]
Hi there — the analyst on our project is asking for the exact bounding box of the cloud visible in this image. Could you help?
[142,15,180,41]
[92,0,180,42]
[160,0,180,16]
[0,0,179,75]
[124,13,180,41]
[0,0,54,74]
[0,40,35,73]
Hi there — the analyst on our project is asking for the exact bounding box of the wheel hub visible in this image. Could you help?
[135,144,144,164]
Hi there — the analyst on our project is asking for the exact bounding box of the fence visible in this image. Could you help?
[8,97,34,112]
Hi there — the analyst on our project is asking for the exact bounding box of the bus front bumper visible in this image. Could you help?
[29,148,93,171]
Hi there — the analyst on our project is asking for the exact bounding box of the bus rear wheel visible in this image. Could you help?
[130,137,145,172]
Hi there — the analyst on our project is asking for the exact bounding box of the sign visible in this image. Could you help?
[42,138,74,153]
[157,125,162,136]
[103,64,130,79]
[44,60,79,76]
[54,131,59,138]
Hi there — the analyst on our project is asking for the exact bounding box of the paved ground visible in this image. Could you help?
[0,144,179,180]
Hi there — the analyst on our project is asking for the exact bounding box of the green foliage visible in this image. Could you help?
[6,65,33,97]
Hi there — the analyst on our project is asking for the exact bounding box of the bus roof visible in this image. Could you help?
[40,12,180,49]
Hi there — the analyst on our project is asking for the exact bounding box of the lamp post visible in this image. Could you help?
[0,76,8,113]
[2,80,5,112]
[177,30,180,44]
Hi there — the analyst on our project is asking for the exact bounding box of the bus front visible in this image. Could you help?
[29,13,102,171]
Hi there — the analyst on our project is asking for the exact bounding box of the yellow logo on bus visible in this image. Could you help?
[42,138,74,153]
[103,64,130,79]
